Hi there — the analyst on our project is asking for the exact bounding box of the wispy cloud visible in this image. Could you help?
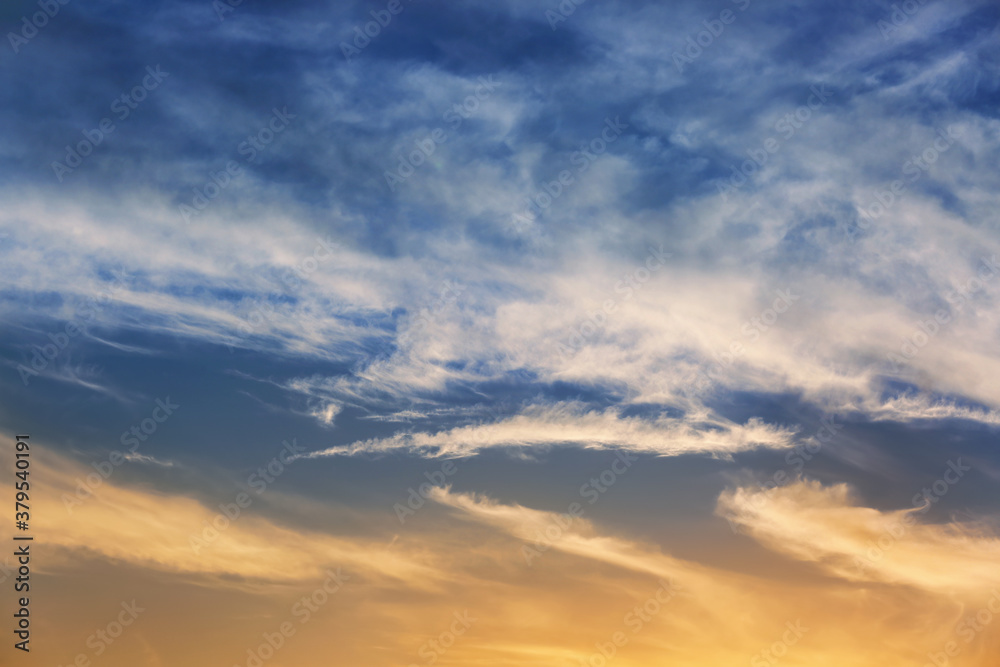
[717,479,1000,595]
[304,401,796,458]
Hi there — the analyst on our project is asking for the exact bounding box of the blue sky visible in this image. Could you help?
[2,1,1000,665]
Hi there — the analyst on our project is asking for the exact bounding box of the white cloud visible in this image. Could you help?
[717,479,1000,595]
[303,401,796,459]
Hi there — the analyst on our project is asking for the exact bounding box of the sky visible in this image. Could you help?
[2,0,1000,665]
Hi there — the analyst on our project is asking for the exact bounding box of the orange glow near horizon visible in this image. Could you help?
[3,442,999,667]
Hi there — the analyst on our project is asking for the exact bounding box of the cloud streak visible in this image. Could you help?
[303,401,797,459]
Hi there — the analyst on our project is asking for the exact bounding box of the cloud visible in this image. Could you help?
[303,401,797,459]
[6,442,1000,667]
[307,401,342,428]
[123,451,175,467]
[864,394,1000,427]
[6,26,1000,433]
[3,1,1000,664]
[717,479,1000,596]
[424,485,1000,666]
[18,446,444,589]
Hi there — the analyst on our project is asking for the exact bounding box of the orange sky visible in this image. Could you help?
[5,441,999,667]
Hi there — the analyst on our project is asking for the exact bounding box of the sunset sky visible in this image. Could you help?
[2,0,1000,665]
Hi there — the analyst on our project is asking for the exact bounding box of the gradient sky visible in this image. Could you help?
[2,0,1000,665]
